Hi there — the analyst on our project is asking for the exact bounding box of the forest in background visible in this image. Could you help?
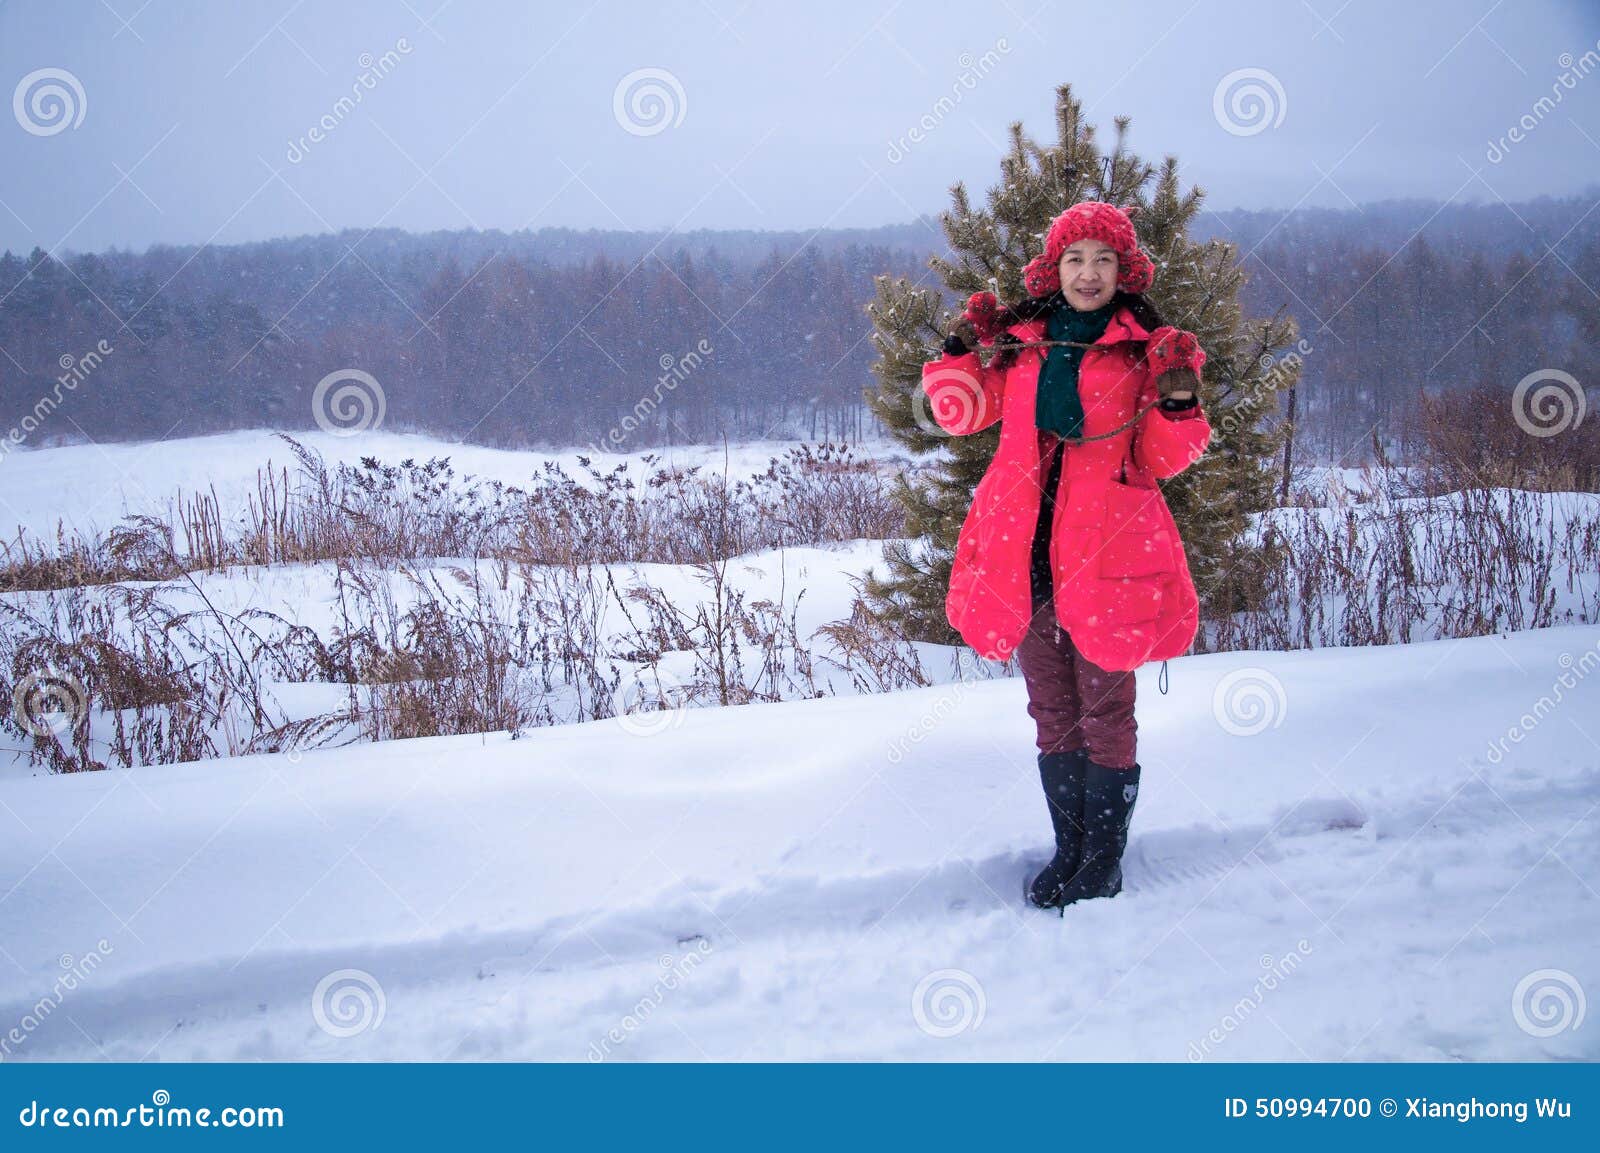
[1,193,1597,458]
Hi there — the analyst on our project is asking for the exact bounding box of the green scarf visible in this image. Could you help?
[1036,299,1118,439]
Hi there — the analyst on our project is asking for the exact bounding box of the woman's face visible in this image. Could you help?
[1058,239,1118,311]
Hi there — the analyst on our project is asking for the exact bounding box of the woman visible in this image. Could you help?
[920,200,1211,910]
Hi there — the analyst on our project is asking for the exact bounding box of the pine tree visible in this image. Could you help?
[862,84,1297,647]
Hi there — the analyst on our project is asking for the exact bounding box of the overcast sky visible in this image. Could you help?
[2,0,1597,255]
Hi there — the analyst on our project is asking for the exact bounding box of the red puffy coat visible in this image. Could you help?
[920,305,1211,670]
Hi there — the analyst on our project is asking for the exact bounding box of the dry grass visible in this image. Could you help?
[1202,435,1599,652]
[1403,382,1600,497]
[0,437,908,592]
[0,439,917,772]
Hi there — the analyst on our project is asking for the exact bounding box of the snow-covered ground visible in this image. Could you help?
[1,624,1595,1061]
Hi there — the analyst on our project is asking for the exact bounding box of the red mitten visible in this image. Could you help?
[1147,326,1207,374]
[962,291,1004,343]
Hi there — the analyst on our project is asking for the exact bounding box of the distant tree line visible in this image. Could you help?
[1221,196,1600,457]
[1,194,1595,457]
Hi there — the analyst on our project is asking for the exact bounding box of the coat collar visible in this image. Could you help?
[1102,305,1152,344]
[1007,304,1150,347]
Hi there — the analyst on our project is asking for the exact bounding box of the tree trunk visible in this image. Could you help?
[1280,382,1298,505]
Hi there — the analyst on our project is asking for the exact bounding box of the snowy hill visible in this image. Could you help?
[1,625,1594,1061]
[0,429,911,542]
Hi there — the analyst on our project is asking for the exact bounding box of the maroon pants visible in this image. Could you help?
[1016,596,1138,768]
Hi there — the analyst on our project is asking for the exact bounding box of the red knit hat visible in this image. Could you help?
[1022,201,1155,298]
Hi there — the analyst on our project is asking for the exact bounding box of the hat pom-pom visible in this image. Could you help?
[1023,254,1060,298]
[1117,248,1155,295]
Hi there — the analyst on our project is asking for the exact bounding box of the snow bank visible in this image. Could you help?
[0,626,1594,1061]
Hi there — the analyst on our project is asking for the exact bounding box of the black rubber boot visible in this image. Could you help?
[1060,759,1140,904]
[1026,748,1088,909]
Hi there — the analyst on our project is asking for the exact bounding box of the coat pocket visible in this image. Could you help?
[1099,479,1174,579]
